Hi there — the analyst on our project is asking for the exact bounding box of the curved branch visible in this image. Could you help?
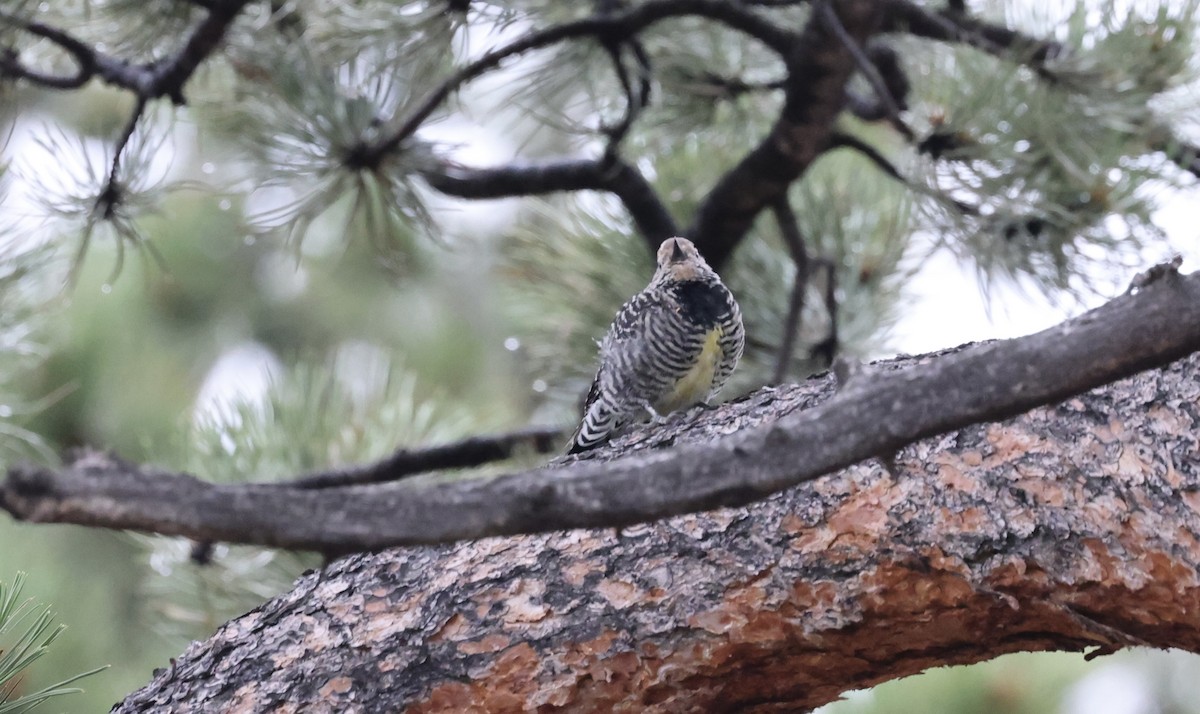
[423,156,679,249]
[0,2,249,102]
[0,12,139,89]
[3,267,1198,553]
[367,0,799,159]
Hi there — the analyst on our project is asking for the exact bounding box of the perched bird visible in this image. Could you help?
[568,237,744,454]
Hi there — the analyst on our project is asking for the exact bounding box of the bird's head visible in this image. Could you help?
[653,237,715,283]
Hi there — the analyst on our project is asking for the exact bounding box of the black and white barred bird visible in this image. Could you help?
[567,237,744,454]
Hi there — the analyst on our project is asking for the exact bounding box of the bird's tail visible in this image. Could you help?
[566,399,617,454]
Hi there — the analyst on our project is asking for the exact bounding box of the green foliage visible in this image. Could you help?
[2,0,1200,711]
[0,175,58,466]
[0,573,105,714]
[198,34,445,270]
[136,352,483,641]
[727,143,917,384]
[500,197,654,420]
[901,0,1199,294]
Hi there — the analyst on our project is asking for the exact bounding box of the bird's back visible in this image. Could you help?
[568,275,743,454]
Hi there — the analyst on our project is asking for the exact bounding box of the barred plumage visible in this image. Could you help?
[568,237,744,454]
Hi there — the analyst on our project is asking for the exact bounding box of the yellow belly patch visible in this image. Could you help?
[657,327,723,413]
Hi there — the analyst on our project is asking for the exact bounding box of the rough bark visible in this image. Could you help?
[115,344,1200,712]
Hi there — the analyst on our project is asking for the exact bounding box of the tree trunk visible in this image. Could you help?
[114,352,1200,713]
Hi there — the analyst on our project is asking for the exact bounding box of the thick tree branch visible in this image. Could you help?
[687,0,880,268]
[3,267,1198,553]
[817,1,913,139]
[117,327,1200,711]
[423,156,679,249]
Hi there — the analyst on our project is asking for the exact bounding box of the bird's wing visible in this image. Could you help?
[567,290,672,454]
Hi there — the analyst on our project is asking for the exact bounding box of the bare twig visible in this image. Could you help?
[93,96,149,221]
[288,426,565,490]
[4,271,1200,552]
[680,70,786,99]
[771,196,810,384]
[595,0,653,147]
[828,133,905,182]
[811,257,838,367]
[827,133,979,216]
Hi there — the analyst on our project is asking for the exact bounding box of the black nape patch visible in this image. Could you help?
[672,280,729,327]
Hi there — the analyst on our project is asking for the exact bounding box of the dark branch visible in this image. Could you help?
[687,0,882,269]
[810,257,838,366]
[596,0,653,147]
[681,70,786,100]
[287,426,565,490]
[827,133,979,215]
[827,132,905,181]
[880,0,1062,66]
[843,42,911,123]
[770,196,809,384]
[0,12,141,89]
[145,0,252,105]
[0,2,249,102]
[368,0,799,160]
[94,96,149,221]
[3,266,1198,553]
[423,156,679,249]
[817,1,913,139]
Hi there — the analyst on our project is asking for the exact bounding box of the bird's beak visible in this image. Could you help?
[670,239,687,263]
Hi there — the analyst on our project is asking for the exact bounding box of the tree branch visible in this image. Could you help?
[816,1,913,139]
[687,0,881,268]
[287,426,565,490]
[770,196,809,384]
[3,266,1198,553]
[809,256,838,366]
[827,132,979,215]
[116,331,1200,710]
[879,0,1062,65]
[0,1,249,102]
[423,156,679,249]
[366,0,799,161]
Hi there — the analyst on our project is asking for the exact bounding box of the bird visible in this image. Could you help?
[567,236,744,454]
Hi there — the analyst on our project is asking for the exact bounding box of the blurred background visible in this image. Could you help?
[1,0,1199,711]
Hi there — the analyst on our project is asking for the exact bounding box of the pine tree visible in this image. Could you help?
[1,1,1199,710]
